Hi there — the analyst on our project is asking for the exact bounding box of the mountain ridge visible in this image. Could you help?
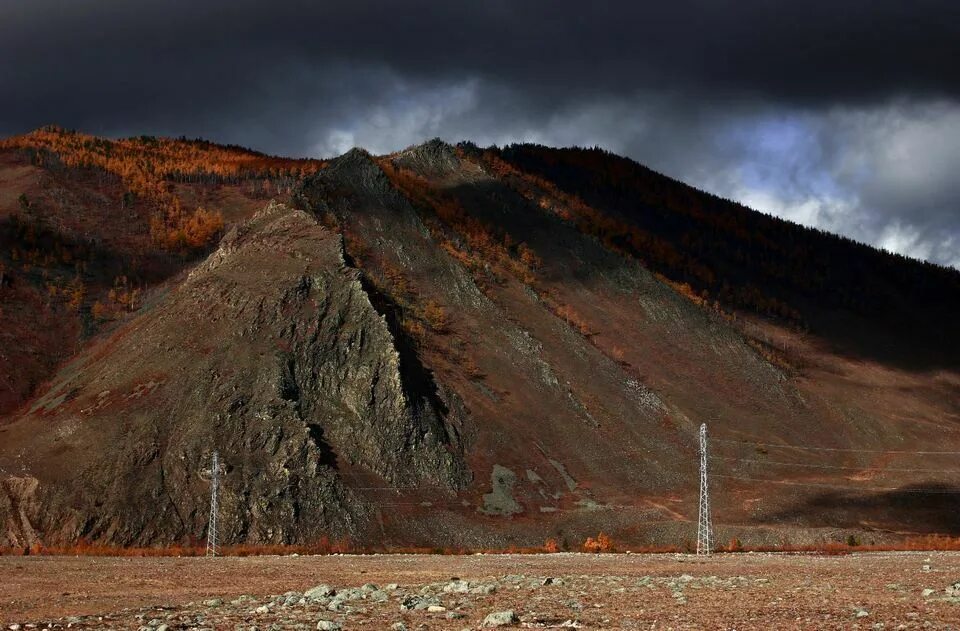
[1,129,958,549]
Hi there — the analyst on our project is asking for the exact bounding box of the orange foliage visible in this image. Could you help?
[6,534,960,557]
[476,150,741,316]
[582,532,614,553]
[1,126,322,196]
[150,202,224,250]
[554,303,592,336]
[92,276,142,321]
[424,301,450,333]
[1,126,322,253]
[378,158,540,287]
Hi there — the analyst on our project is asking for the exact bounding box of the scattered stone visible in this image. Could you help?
[447,611,466,619]
[427,605,447,612]
[470,583,498,595]
[336,587,366,602]
[444,579,471,593]
[202,598,223,607]
[482,610,519,627]
[855,609,869,618]
[384,583,400,591]
[922,588,936,597]
[542,577,554,586]
[315,621,341,631]
[400,595,442,611]
[254,605,271,614]
[390,624,407,631]
[305,585,336,600]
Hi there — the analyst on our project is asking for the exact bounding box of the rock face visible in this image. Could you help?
[0,203,466,546]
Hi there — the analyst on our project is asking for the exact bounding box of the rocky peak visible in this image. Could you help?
[392,138,461,176]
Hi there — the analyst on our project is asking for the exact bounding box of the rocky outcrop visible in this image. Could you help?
[391,138,462,176]
[0,202,467,547]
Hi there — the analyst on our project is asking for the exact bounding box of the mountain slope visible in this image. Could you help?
[1,133,959,549]
[0,128,321,417]
[1,202,465,546]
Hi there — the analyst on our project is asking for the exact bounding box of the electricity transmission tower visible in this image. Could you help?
[204,450,222,557]
[697,423,713,555]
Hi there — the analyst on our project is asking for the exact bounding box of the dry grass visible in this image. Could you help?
[4,535,960,558]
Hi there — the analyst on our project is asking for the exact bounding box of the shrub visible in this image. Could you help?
[582,532,613,553]
[424,301,450,333]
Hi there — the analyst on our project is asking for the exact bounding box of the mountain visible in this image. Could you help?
[1,129,958,550]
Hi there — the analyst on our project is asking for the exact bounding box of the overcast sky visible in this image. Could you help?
[2,1,958,267]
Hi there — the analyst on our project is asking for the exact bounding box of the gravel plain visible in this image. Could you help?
[2,551,960,629]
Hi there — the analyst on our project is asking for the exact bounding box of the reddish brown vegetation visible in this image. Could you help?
[488,143,960,367]
[1,126,322,253]
[474,149,775,321]
[9,534,959,557]
[582,532,615,553]
[378,158,540,287]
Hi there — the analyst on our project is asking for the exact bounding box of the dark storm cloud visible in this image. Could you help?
[1,1,959,265]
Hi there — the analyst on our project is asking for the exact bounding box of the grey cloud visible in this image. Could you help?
[0,1,958,266]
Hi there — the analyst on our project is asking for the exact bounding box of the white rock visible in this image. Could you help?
[482,610,519,627]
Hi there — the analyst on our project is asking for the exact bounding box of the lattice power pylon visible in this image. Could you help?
[204,450,222,557]
[696,423,713,555]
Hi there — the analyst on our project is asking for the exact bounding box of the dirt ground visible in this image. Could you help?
[2,551,959,629]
